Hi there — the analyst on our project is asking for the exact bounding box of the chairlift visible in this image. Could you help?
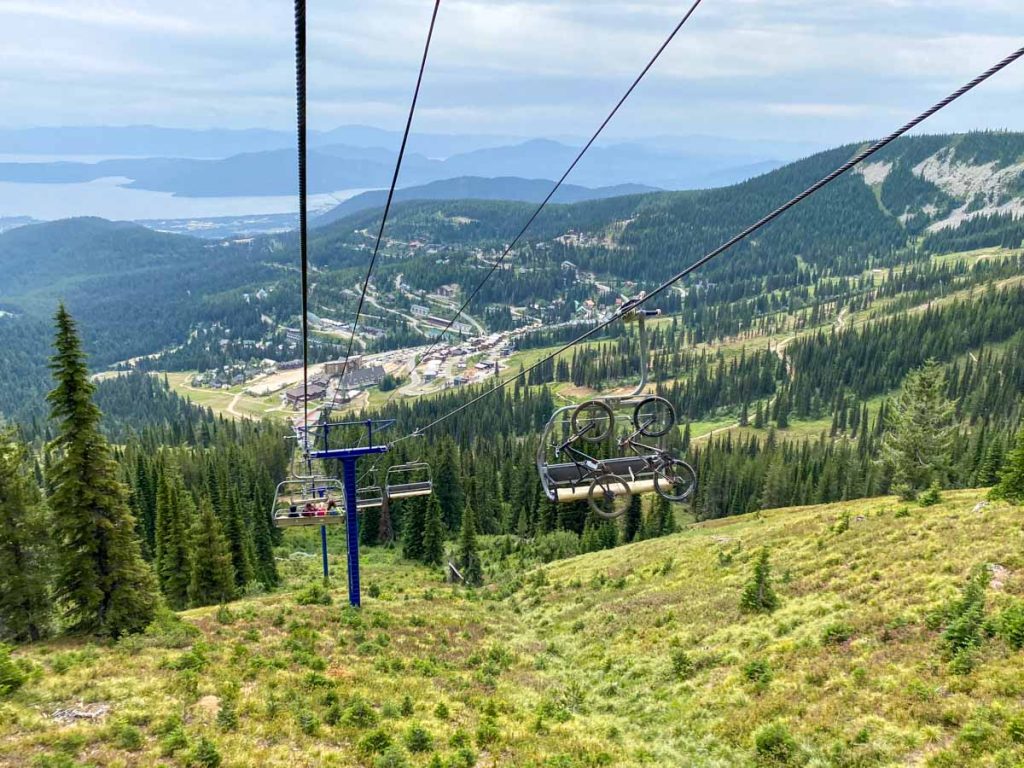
[272,476,345,528]
[536,298,696,517]
[385,462,433,500]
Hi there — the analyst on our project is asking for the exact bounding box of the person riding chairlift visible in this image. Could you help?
[327,499,339,516]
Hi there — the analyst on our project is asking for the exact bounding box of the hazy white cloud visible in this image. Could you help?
[0,0,1021,144]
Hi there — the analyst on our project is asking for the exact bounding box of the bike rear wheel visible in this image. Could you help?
[588,473,632,519]
[653,459,697,502]
[571,400,615,443]
[633,396,676,437]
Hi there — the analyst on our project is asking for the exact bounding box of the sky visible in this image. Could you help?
[0,0,1022,146]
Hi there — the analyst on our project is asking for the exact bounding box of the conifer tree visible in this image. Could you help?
[0,431,52,642]
[249,483,279,589]
[457,501,483,586]
[740,548,779,614]
[223,486,254,589]
[154,462,192,609]
[188,503,235,607]
[421,494,445,567]
[401,496,426,561]
[880,360,956,500]
[47,306,157,637]
[623,495,642,543]
[434,439,464,530]
[990,428,1024,503]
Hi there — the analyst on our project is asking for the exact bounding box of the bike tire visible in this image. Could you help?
[653,459,697,503]
[633,395,676,437]
[588,473,633,519]
[571,400,615,443]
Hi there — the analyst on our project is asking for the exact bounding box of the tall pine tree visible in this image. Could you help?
[154,461,192,609]
[188,503,236,607]
[0,431,52,642]
[47,306,157,637]
[421,494,445,567]
[457,500,483,586]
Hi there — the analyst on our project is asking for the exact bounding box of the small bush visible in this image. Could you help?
[476,717,500,747]
[741,548,780,614]
[670,649,695,680]
[215,604,235,625]
[743,659,773,686]
[919,482,943,507]
[358,729,393,757]
[434,702,450,720]
[343,697,379,728]
[894,507,911,519]
[821,622,854,645]
[112,722,143,751]
[753,722,804,766]
[217,701,239,732]
[404,722,433,753]
[296,583,332,606]
[0,645,26,697]
[368,583,381,599]
[373,747,410,768]
[187,736,222,768]
[159,724,189,757]
[400,694,415,717]
[298,711,320,736]
[997,601,1024,650]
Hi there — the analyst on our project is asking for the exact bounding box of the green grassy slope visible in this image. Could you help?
[3,489,1023,767]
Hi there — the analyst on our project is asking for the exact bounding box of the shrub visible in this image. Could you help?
[217,701,238,732]
[400,694,415,717]
[298,711,320,736]
[143,608,201,648]
[821,622,854,645]
[112,722,143,751]
[159,724,189,756]
[404,722,433,753]
[919,482,943,507]
[295,583,332,606]
[343,697,379,728]
[753,722,804,766]
[368,583,382,599]
[741,549,780,614]
[743,659,773,686]
[940,566,991,665]
[997,601,1024,650]
[373,747,410,768]
[434,702,450,720]
[357,729,393,757]
[187,736,222,768]
[476,717,500,747]
[670,649,695,680]
[215,604,235,625]
[894,507,911,519]
[0,645,25,697]
[448,746,477,768]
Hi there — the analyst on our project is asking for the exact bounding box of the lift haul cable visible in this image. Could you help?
[395,44,1024,442]
[330,0,442,414]
[406,0,705,368]
[294,0,311,452]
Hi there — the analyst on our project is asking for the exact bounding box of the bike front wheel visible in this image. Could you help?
[571,400,615,443]
[633,396,676,437]
[653,459,697,503]
[588,473,633,519]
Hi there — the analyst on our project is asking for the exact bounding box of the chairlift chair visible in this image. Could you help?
[536,298,696,517]
[272,476,345,528]
[385,462,433,500]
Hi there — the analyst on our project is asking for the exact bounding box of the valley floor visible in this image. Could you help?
[3,489,1023,767]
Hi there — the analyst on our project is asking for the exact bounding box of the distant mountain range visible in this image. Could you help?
[313,176,660,227]
[0,139,783,198]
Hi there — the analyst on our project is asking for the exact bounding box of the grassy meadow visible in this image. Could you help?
[3,489,1023,767]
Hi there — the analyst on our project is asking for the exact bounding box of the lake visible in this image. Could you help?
[0,176,365,221]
